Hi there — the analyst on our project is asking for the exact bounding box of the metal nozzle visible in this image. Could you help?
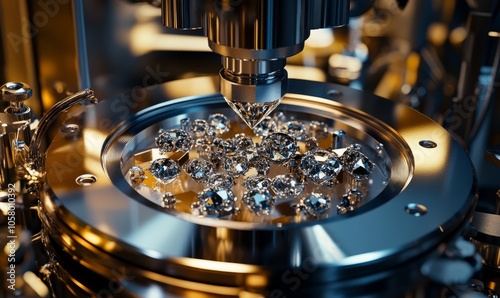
[219,57,287,128]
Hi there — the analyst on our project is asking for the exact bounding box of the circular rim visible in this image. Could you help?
[41,77,477,286]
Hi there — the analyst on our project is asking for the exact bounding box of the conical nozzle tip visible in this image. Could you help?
[225,99,281,129]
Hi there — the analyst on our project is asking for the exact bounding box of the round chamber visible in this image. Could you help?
[39,77,476,297]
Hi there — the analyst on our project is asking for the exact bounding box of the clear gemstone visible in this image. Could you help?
[243,175,272,190]
[271,174,304,197]
[234,134,255,151]
[195,138,211,157]
[156,129,193,153]
[254,116,277,137]
[208,113,230,135]
[161,192,176,208]
[300,148,342,186]
[208,173,235,190]
[249,154,271,175]
[212,138,232,158]
[341,146,374,180]
[129,166,145,184]
[149,158,180,184]
[190,119,209,138]
[223,154,249,177]
[242,188,275,215]
[309,121,329,139]
[302,192,331,217]
[198,187,236,215]
[225,99,281,129]
[183,158,214,183]
[261,132,298,164]
[282,120,307,141]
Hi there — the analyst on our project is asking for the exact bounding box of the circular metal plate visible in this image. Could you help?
[41,77,476,294]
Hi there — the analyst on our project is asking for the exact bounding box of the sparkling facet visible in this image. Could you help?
[243,175,272,190]
[300,148,342,186]
[212,138,232,157]
[304,137,319,151]
[271,174,304,197]
[156,129,193,153]
[190,119,210,138]
[208,173,235,190]
[261,132,298,164]
[149,158,180,184]
[249,154,271,175]
[208,113,230,134]
[129,166,145,184]
[183,158,214,183]
[223,154,249,177]
[234,134,255,151]
[342,146,374,180]
[198,187,236,215]
[254,116,277,137]
[161,192,176,208]
[282,120,307,141]
[195,138,211,157]
[226,99,281,129]
[309,121,329,139]
[302,192,331,217]
[242,188,275,215]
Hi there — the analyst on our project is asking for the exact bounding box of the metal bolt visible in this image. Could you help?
[1,82,33,114]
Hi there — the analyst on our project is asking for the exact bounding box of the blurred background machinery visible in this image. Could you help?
[0,0,499,297]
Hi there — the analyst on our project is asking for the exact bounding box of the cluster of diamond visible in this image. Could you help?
[129,112,376,220]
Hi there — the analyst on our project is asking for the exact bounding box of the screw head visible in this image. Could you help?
[1,82,33,102]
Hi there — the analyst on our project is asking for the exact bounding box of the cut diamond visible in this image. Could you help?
[254,116,277,137]
[222,154,249,177]
[341,146,374,180]
[261,132,298,164]
[198,187,236,215]
[129,166,146,184]
[301,192,331,217]
[282,120,307,141]
[208,173,235,190]
[156,129,193,154]
[208,113,231,135]
[271,174,304,197]
[190,119,210,138]
[161,192,176,208]
[243,175,272,190]
[149,158,180,184]
[183,158,214,183]
[249,154,271,175]
[242,188,275,215]
[300,148,342,186]
[226,99,281,129]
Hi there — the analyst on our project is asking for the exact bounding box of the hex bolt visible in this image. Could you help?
[1,82,33,114]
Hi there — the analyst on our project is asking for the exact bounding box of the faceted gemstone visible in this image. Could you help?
[190,119,210,138]
[207,173,235,190]
[300,148,342,186]
[212,138,232,158]
[129,166,145,184]
[198,187,236,215]
[243,175,272,190]
[242,188,275,215]
[234,134,255,151]
[336,196,350,215]
[271,174,304,197]
[180,118,190,131]
[149,158,180,184]
[183,158,214,183]
[156,128,194,154]
[195,138,211,157]
[302,192,331,217]
[254,116,277,137]
[208,113,230,135]
[341,146,374,180]
[161,192,176,208]
[261,132,298,164]
[249,154,271,175]
[309,121,329,139]
[282,120,307,141]
[225,99,281,129]
[223,154,249,177]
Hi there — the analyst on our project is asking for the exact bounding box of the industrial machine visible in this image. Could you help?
[0,0,499,297]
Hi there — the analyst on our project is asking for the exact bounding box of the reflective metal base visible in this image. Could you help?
[39,77,476,297]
